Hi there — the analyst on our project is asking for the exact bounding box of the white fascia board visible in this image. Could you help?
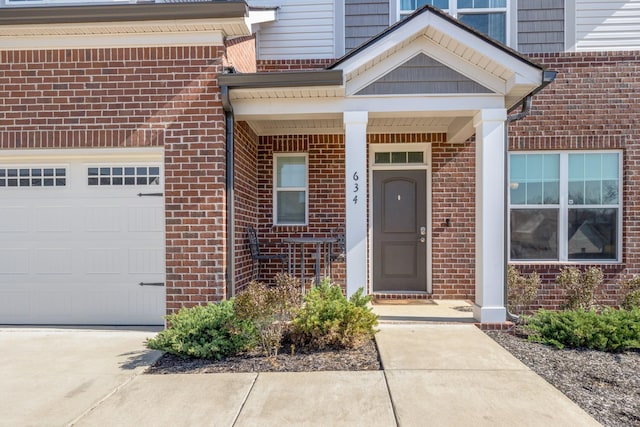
[427,19,542,86]
[333,13,436,74]
[346,36,507,96]
[230,93,505,119]
[246,9,277,26]
[0,31,225,50]
[447,117,475,144]
[415,37,507,94]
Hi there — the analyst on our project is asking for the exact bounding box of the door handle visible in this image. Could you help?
[418,236,426,243]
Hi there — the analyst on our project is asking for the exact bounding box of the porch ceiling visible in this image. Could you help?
[248,116,455,136]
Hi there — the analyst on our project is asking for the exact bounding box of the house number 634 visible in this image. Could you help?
[352,171,359,204]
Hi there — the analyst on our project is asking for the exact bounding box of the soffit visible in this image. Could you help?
[248,116,455,136]
[0,3,256,39]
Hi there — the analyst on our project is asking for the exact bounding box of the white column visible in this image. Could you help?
[473,108,507,323]
[343,111,368,297]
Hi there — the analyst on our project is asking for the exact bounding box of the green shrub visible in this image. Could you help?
[507,265,540,315]
[292,279,378,350]
[524,308,640,352]
[146,300,257,359]
[556,266,603,310]
[234,274,303,356]
[620,276,640,310]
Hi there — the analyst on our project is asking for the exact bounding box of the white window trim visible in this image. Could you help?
[509,150,623,264]
[273,153,309,226]
[395,0,513,47]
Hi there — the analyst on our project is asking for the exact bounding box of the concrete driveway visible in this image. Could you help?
[0,327,161,427]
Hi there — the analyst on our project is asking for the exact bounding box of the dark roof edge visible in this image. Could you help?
[0,2,248,26]
[218,70,343,88]
[328,5,544,72]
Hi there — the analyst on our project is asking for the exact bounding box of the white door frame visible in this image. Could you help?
[368,143,432,294]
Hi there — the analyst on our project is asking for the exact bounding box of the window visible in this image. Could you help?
[87,166,160,186]
[374,151,424,164]
[0,167,66,187]
[274,154,307,225]
[509,152,621,262]
[399,0,508,44]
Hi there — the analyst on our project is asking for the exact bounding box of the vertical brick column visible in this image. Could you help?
[163,47,228,314]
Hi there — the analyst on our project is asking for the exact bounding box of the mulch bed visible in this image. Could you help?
[487,331,640,427]
[146,338,381,374]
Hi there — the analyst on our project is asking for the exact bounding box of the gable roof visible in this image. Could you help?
[220,5,555,138]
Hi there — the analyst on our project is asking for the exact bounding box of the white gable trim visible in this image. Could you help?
[334,8,542,99]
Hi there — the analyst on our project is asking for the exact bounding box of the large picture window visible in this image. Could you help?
[274,154,308,225]
[509,152,621,263]
[399,0,508,44]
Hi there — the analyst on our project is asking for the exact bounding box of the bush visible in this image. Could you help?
[524,308,640,352]
[292,279,378,350]
[146,300,257,359]
[234,274,303,356]
[556,266,603,310]
[620,276,640,310]
[507,265,540,315]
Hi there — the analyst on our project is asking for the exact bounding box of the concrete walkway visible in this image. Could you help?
[1,303,600,426]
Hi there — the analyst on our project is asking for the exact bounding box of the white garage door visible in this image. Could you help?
[0,150,166,325]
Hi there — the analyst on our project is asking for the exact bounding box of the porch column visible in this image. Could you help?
[473,108,507,323]
[343,111,368,297]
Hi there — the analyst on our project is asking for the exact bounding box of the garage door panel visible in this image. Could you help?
[128,206,164,232]
[0,153,165,325]
[85,249,122,275]
[35,206,73,232]
[129,248,164,274]
[34,249,73,275]
[0,207,28,232]
[0,249,29,275]
[0,291,29,320]
[84,206,122,232]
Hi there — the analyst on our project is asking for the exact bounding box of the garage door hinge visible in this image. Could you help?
[137,192,163,197]
[139,282,165,287]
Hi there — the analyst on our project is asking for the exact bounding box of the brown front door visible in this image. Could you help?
[373,170,427,292]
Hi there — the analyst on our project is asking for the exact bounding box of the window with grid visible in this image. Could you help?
[509,152,621,262]
[0,167,66,188]
[399,0,507,44]
[273,154,307,225]
[87,166,160,186]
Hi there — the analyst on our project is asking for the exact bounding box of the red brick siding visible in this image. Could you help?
[233,121,259,292]
[0,46,228,314]
[252,134,346,292]
[509,51,640,310]
[225,36,257,73]
[431,141,476,300]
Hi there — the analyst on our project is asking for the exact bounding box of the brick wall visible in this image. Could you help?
[233,121,259,292]
[243,131,476,300]
[0,46,229,314]
[252,134,346,292]
[225,36,257,73]
[509,51,640,310]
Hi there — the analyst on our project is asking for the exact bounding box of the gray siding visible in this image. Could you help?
[345,0,389,51]
[518,0,565,54]
[356,54,493,95]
